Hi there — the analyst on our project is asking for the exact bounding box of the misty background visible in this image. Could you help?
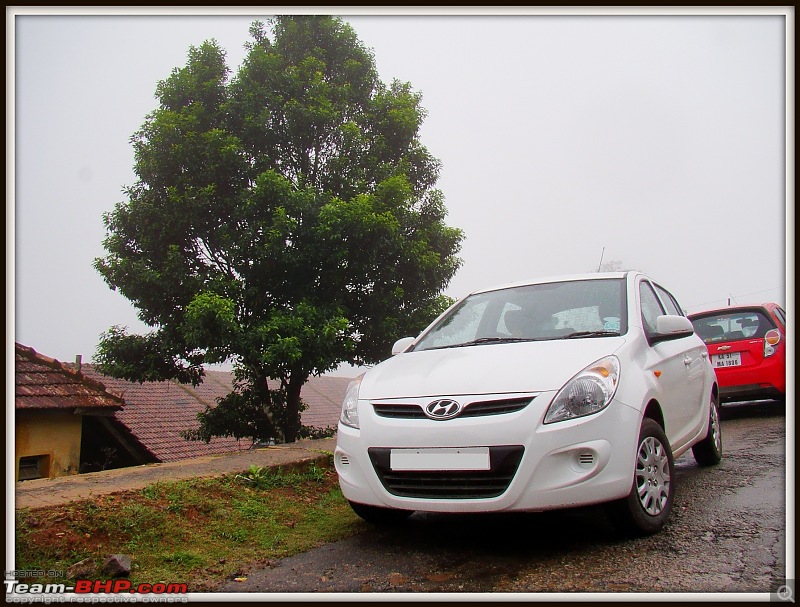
[10,9,790,368]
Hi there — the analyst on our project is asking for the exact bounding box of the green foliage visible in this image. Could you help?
[239,463,327,490]
[182,376,283,443]
[298,424,337,440]
[161,551,205,568]
[94,16,463,443]
[184,292,238,362]
[242,464,271,484]
[15,466,360,591]
[94,326,205,386]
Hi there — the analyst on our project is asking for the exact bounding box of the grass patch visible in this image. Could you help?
[15,458,363,591]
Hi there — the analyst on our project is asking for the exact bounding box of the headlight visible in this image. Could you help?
[544,356,620,424]
[340,375,363,429]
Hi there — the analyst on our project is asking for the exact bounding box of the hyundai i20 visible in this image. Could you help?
[336,272,721,535]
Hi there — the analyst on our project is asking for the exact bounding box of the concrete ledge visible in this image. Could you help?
[15,437,337,510]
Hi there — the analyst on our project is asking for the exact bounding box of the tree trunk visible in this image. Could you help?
[284,372,306,443]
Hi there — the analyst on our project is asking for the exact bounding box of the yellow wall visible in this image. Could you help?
[15,410,83,481]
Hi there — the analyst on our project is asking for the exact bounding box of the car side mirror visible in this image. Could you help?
[651,315,695,344]
[391,337,416,355]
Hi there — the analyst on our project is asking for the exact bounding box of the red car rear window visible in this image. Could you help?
[690,310,776,344]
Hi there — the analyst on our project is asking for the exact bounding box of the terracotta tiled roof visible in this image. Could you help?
[15,343,123,412]
[79,366,247,463]
[300,375,353,431]
[78,366,352,463]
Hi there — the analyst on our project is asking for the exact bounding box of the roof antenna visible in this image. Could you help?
[597,247,605,272]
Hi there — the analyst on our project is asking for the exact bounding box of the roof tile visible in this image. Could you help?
[78,365,352,463]
[15,344,122,411]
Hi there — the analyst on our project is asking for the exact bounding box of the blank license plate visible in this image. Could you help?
[390,447,490,471]
[713,352,742,368]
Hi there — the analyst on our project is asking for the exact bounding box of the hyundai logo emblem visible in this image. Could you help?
[425,399,462,420]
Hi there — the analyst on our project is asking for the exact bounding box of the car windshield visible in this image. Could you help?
[413,278,628,352]
[690,310,776,343]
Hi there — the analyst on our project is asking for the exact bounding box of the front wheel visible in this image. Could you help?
[348,500,413,525]
[607,418,675,536]
[692,392,722,466]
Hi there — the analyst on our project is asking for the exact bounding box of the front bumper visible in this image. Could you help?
[335,391,640,513]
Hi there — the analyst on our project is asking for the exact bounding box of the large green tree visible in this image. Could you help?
[94,16,463,443]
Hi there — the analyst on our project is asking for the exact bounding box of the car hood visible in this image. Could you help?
[359,338,626,400]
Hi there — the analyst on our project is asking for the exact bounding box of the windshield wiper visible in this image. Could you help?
[467,337,541,345]
[425,336,541,350]
[559,330,620,339]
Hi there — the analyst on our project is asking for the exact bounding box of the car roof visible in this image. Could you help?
[687,303,780,318]
[468,271,633,296]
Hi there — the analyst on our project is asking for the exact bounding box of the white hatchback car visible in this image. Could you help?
[335,272,722,535]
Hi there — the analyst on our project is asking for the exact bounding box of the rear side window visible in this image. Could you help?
[690,310,776,343]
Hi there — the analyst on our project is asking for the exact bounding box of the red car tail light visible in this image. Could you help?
[764,329,781,357]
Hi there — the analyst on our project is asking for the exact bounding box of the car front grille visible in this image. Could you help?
[368,445,525,499]
[372,397,532,420]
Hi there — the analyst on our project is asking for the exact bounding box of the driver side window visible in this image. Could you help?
[639,282,665,336]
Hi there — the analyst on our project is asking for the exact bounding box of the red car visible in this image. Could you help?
[688,303,786,404]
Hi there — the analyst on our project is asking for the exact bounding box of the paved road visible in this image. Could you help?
[221,400,789,595]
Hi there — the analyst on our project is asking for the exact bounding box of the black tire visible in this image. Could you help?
[607,418,675,536]
[692,392,722,467]
[348,500,413,525]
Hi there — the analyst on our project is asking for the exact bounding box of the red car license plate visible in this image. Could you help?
[712,352,742,368]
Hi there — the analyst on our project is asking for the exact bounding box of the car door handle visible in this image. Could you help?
[700,351,709,359]
[684,356,693,366]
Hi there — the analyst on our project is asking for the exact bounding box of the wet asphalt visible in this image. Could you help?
[219,400,788,595]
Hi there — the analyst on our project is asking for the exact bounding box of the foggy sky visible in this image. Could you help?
[9,8,791,366]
